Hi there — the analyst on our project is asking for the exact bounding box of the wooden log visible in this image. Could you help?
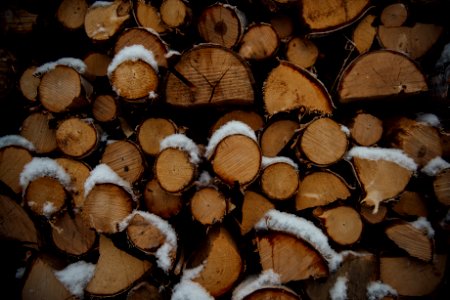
[19,66,40,102]
[352,14,376,54]
[270,13,294,41]
[84,0,131,41]
[360,204,387,224]
[298,117,348,165]
[238,23,279,60]
[191,187,226,225]
[392,191,428,217]
[0,8,38,35]
[160,0,191,29]
[127,282,162,300]
[338,50,428,103]
[296,171,351,210]
[20,111,57,154]
[54,157,90,208]
[56,118,99,158]
[24,177,66,218]
[211,110,263,133]
[380,3,408,27]
[86,235,152,297]
[83,52,111,79]
[197,3,246,48]
[260,119,298,157]
[56,0,88,30]
[143,179,182,219]
[125,213,168,253]
[239,191,275,235]
[242,286,300,300]
[263,61,333,115]
[285,36,319,69]
[260,160,299,201]
[349,112,383,146]
[433,168,450,206]
[92,94,118,122]
[165,44,254,107]
[137,118,177,156]
[0,146,33,194]
[133,0,167,34]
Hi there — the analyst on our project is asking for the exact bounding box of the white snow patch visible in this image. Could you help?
[171,279,213,300]
[15,267,25,279]
[119,210,177,272]
[366,281,397,300]
[90,1,113,9]
[107,45,158,78]
[255,209,343,271]
[195,171,213,187]
[416,113,441,128]
[34,58,86,77]
[346,146,418,172]
[410,217,435,238]
[54,261,96,299]
[421,156,450,176]
[160,134,201,164]
[205,121,257,159]
[436,42,450,68]
[232,269,281,300]
[149,91,158,99]
[182,264,205,281]
[0,135,35,151]
[165,50,181,58]
[261,156,298,170]
[340,125,350,136]
[330,276,348,300]
[42,201,57,218]
[20,157,71,193]
[84,164,135,200]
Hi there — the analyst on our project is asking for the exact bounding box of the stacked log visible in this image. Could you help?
[0,0,449,299]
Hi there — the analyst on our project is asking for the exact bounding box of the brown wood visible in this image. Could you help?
[137,118,177,156]
[155,148,196,193]
[143,179,182,219]
[86,235,152,296]
[0,146,33,194]
[82,183,134,234]
[360,204,387,224]
[299,117,348,165]
[134,1,167,34]
[211,110,263,133]
[380,3,408,27]
[257,232,328,283]
[239,23,279,60]
[338,50,428,103]
[127,282,162,300]
[92,94,118,122]
[160,0,191,29]
[263,61,333,115]
[353,14,376,54]
[0,8,38,35]
[101,140,145,184]
[83,52,111,79]
[126,213,167,253]
[24,177,66,218]
[20,111,57,154]
[56,118,98,158]
[19,66,40,101]
[57,0,88,30]
[260,119,298,157]
[285,37,318,69]
[393,191,428,217]
[296,171,351,210]
[261,162,298,201]
[433,168,450,206]
[55,157,91,208]
[191,187,226,225]
[349,112,383,146]
[84,0,131,41]
[270,13,294,40]
[239,191,274,235]
[165,44,254,107]
[243,287,300,300]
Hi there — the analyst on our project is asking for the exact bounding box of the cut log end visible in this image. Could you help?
[137,118,177,156]
[239,191,275,235]
[261,119,298,157]
[238,23,279,60]
[0,146,33,194]
[144,179,182,219]
[155,148,196,193]
[191,187,227,225]
[25,177,66,218]
[20,112,57,154]
[56,118,98,158]
[19,66,40,101]
[350,112,383,146]
[261,162,299,201]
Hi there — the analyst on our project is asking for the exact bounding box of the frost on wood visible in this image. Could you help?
[205,120,257,158]
[119,210,177,272]
[20,157,71,193]
[255,209,343,271]
[416,113,441,128]
[165,50,181,58]
[34,57,87,76]
[421,156,450,176]
[329,276,348,300]
[366,281,398,300]
[194,171,213,187]
[160,133,201,164]
[107,44,159,77]
[261,156,298,170]
[54,261,96,299]
[90,1,114,9]
[0,135,35,151]
[340,125,351,137]
[42,201,57,218]
[83,163,134,199]
[410,217,435,238]
[346,146,418,172]
[171,264,213,300]
[231,269,281,300]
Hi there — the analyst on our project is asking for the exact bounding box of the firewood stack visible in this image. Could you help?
[1,0,449,299]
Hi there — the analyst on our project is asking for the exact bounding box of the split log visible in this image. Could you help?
[160,0,191,29]
[239,191,274,235]
[338,50,428,103]
[133,1,167,34]
[83,52,111,79]
[433,168,450,206]
[143,179,182,219]
[197,3,245,48]
[127,282,162,300]
[20,111,57,154]
[352,14,376,54]
[260,161,299,201]
[238,23,279,60]
[190,187,226,225]
[270,13,294,41]
[84,0,131,41]
[155,148,196,193]
[0,146,33,194]
[92,94,118,122]
[165,44,254,107]
[285,36,319,69]
[380,3,408,27]
[24,177,66,218]
[263,61,333,115]
[243,286,300,300]
[19,66,40,102]
[360,204,387,224]
[296,171,351,210]
[56,0,88,30]
[380,255,447,296]
[86,235,152,297]
[125,213,168,254]
[55,157,90,208]
[260,119,298,157]
[56,118,99,158]
[211,110,263,133]
[101,140,145,184]
[137,118,177,156]
[349,112,383,146]
[392,191,428,217]
[298,117,348,165]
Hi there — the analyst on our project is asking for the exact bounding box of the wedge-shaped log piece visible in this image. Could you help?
[264,61,333,115]
[166,44,254,107]
[260,119,298,157]
[127,281,162,300]
[433,168,450,206]
[134,1,167,34]
[338,50,428,103]
[55,158,90,208]
[144,179,182,219]
[211,110,263,133]
[353,14,376,54]
[239,191,275,235]
[19,66,40,102]
[20,112,57,154]
[360,204,387,224]
[86,235,152,297]
[393,191,428,217]
[0,146,32,194]
[240,287,299,300]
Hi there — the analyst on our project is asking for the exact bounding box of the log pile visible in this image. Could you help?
[1,0,450,299]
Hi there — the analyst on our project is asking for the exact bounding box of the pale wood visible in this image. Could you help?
[155,148,196,193]
[20,111,57,154]
[92,94,118,122]
[57,0,88,30]
[51,211,96,256]
[0,146,32,194]
[353,14,376,54]
[190,226,242,297]
[263,61,333,115]
[316,206,363,245]
[257,232,328,283]
[160,0,191,29]
[101,140,145,184]
[260,119,298,157]
[83,52,111,78]
[239,23,279,60]
[393,191,428,217]
[55,157,90,208]
[191,187,227,225]
[299,117,348,165]
[144,179,182,219]
[86,235,152,296]
[433,168,450,206]
[360,204,387,224]
[270,13,294,40]
[137,118,177,156]
[380,255,447,296]
[56,117,98,158]
[338,50,428,103]
[24,177,66,218]
[211,135,261,187]
[82,183,133,234]
[134,1,167,34]
[211,110,263,133]
[296,171,351,210]
[126,214,168,254]
[261,162,299,201]
[380,3,408,27]
[239,191,274,235]
[127,282,162,300]
[349,112,383,146]
[19,66,40,101]
[165,44,254,107]
[84,0,131,41]
[285,37,318,69]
